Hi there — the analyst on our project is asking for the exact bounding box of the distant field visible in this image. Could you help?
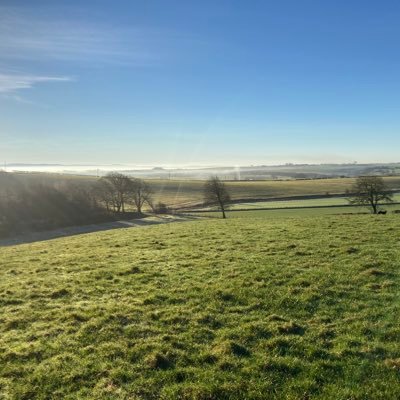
[193,193,400,213]
[193,206,363,219]
[149,176,400,207]
[11,172,400,208]
[195,205,400,219]
[1,214,400,398]
[229,197,350,209]
[194,204,400,219]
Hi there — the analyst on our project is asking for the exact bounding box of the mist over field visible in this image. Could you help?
[5,162,400,180]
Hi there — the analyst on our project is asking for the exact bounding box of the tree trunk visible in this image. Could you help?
[220,202,226,219]
[121,195,125,213]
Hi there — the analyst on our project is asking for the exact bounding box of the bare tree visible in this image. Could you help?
[93,179,118,212]
[130,178,153,214]
[203,176,231,219]
[348,176,393,214]
[101,172,132,213]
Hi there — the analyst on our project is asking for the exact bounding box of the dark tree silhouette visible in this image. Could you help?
[101,172,132,213]
[130,178,153,214]
[203,176,231,219]
[348,176,393,214]
[94,178,119,212]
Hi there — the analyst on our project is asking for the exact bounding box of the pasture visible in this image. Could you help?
[189,194,400,218]
[1,214,400,399]
[228,193,400,209]
[10,172,400,208]
[149,176,400,207]
[195,205,400,219]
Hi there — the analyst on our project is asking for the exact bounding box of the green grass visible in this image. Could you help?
[195,204,400,219]
[150,176,400,207]
[230,193,400,209]
[11,172,400,208]
[228,197,351,209]
[195,194,400,211]
[1,215,400,399]
[195,207,361,219]
[194,197,354,212]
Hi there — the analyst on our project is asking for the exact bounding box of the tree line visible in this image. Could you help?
[0,171,230,238]
[0,171,393,239]
[95,172,154,214]
[0,172,162,238]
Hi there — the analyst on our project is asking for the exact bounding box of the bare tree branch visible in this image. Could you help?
[348,176,393,214]
[203,176,231,219]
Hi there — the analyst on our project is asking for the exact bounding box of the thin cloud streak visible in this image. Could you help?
[0,6,164,66]
[0,73,72,93]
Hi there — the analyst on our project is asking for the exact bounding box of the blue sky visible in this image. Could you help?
[1,0,400,166]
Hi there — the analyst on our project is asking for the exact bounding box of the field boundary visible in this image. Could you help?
[181,201,400,213]
[174,190,400,211]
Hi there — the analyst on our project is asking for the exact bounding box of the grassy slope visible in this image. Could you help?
[1,215,400,399]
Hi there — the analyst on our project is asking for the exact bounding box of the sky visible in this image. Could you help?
[1,0,400,166]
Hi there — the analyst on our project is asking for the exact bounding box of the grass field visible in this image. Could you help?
[150,176,400,207]
[200,206,400,219]
[10,172,400,208]
[194,207,368,219]
[194,193,400,212]
[228,197,351,209]
[192,201,400,219]
[231,193,400,209]
[1,214,400,399]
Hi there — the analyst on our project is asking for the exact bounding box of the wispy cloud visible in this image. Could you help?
[0,73,72,93]
[0,6,162,66]
[0,5,190,104]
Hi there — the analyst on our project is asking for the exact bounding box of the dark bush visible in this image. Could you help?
[153,201,170,214]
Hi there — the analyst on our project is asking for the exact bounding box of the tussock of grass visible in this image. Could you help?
[145,352,173,370]
[361,268,385,276]
[277,321,305,335]
[0,215,400,399]
[212,340,250,358]
[385,358,400,370]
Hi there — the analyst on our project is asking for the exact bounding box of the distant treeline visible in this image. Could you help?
[0,172,164,239]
